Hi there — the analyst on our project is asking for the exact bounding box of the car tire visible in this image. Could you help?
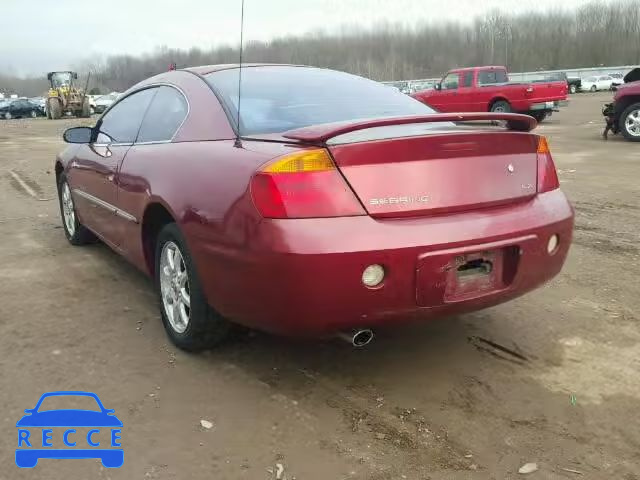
[80,98,91,118]
[530,111,548,123]
[590,85,597,93]
[30,110,37,118]
[155,222,231,351]
[48,98,62,119]
[57,175,96,245]
[490,100,511,113]
[5,111,12,120]
[620,102,640,142]
[569,84,577,94]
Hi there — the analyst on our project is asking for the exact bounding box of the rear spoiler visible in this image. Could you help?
[282,113,537,143]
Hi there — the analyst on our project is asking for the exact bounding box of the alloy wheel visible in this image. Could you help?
[61,182,76,236]
[624,109,640,137]
[160,241,191,334]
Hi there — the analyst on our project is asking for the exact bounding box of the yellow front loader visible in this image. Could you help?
[46,71,91,119]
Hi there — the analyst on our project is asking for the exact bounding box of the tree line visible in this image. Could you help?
[3,0,640,97]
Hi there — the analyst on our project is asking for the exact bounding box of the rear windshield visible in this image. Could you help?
[205,66,435,135]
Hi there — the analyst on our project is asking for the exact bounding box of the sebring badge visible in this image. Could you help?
[369,195,430,206]
[507,164,515,173]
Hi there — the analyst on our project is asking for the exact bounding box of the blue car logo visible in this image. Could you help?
[16,391,123,468]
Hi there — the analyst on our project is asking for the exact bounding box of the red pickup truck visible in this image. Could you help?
[412,66,568,122]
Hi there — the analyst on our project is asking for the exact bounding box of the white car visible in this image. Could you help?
[580,75,614,92]
[93,93,119,114]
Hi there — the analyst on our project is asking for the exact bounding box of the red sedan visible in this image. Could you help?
[56,64,574,350]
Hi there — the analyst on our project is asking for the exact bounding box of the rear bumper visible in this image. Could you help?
[530,100,568,111]
[192,190,574,336]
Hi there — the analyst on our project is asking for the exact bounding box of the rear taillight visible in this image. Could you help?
[536,136,560,193]
[250,148,366,219]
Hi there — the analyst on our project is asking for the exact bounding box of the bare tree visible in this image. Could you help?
[2,0,639,95]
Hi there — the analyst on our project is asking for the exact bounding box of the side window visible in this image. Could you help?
[441,73,459,90]
[97,88,157,144]
[137,86,188,143]
[478,70,508,85]
[478,71,497,85]
[462,72,474,88]
[495,70,508,83]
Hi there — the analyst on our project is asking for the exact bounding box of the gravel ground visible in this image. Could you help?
[0,91,639,479]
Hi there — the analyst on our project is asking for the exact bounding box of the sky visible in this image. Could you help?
[0,0,601,76]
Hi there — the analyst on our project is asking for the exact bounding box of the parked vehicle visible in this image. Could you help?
[410,79,436,93]
[602,68,640,141]
[0,98,41,119]
[609,73,625,88]
[93,93,119,114]
[412,66,568,123]
[566,75,582,94]
[580,75,614,92]
[28,97,46,116]
[55,65,573,350]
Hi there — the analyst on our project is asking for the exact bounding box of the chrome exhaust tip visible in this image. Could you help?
[337,328,374,347]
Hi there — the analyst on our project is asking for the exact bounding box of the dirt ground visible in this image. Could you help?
[1,92,639,479]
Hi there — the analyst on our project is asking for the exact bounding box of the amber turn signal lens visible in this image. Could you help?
[537,136,550,154]
[262,149,335,174]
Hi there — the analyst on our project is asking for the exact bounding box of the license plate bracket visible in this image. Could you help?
[445,250,503,300]
[415,237,531,307]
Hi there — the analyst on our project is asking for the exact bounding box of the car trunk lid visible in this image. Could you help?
[326,126,539,217]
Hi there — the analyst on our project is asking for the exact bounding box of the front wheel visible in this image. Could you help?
[590,85,597,92]
[30,110,37,118]
[569,84,577,94]
[5,112,12,120]
[155,223,231,351]
[620,103,640,142]
[48,98,62,119]
[57,175,96,245]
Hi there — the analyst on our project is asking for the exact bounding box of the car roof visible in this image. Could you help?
[448,66,505,73]
[184,63,306,75]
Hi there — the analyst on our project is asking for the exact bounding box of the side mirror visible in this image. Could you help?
[64,126,93,144]
[73,72,78,80]
[435,83,442,91]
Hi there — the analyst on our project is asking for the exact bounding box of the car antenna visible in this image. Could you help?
[234,0,245,148]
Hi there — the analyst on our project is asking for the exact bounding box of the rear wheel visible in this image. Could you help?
[490,100,511,113]
[57,175,96,245]
[620,103,640,142]
[155,223,231,351]
[80,98,91,118]
[48,98,62,119]
[530,111,548,123]
[5,111,12,120]
[590,85,597,93]
[30,110,37,118]
[569,84,577,94]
